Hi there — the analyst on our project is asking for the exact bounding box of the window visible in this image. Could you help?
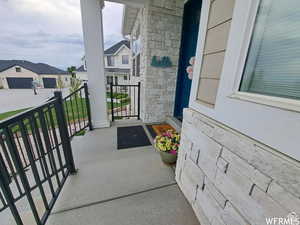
[114,76,118,85]
[16,67,21,72]
[107,76,113,84]
[107,56,114,66]
[65,77,68,81]
[132,58,136,76]
[136,54,140,77]
[122,55,129,64]
[239,0,300,100]
[124,75,128,80]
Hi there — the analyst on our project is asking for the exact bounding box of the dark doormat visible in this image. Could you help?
[117,126,151,150]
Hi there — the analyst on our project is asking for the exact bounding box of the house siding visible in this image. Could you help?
[177,0,300,224]
[176,108,300,225]
[0,66,38,89]
[197,0,235,107]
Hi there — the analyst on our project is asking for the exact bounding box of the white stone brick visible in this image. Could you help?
[180,171,198,204]
[216,157,228,173]
[190,144,200,164]
[250,185,289,219]
[205,177,227,209]
[195,185,223,224]
[182,159,205,188]
[221,202,249,225]
[215,169,266,224]
[192,201,211,225]
[221,147,272,191]
[267,181,300,213]
[211,218,226,225]
[250,146,300,198]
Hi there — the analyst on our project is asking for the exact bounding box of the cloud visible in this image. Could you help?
[0,0,124,69]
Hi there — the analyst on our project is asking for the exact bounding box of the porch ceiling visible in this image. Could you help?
[122,5,139,36]
[106,0,148,8]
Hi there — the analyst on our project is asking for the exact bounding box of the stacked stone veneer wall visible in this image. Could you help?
[176,108,300,225]
[140,0,184,123]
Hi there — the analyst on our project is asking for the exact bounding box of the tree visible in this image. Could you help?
[67,66,77,78]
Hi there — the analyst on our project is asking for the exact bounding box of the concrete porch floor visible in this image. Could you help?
[47,122,200,225]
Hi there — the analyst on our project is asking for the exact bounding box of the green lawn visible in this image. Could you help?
[0,108,31,121]
[0,96,131,124]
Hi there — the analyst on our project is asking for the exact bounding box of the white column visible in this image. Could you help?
[80,0,110,128]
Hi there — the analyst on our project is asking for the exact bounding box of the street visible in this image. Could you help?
[0,88,69,113]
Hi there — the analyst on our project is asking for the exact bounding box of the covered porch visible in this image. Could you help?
[46,122,199,225]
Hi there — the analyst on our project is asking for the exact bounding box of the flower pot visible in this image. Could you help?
[159,151,177,164]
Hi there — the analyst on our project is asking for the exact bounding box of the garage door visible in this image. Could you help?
[43,78,57,88]
[6,77,33,89]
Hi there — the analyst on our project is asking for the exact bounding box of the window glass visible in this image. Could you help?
[136,54,140,77]
[240,0,300,100]
[16,67,21,72]
[122,55,129,64]
[107,56,114,66]
[107,76,113,84]
[132,58,136,76]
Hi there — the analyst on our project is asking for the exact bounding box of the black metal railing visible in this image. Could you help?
[108,82,140,121]
[62,83,93,137]
[0,84,92,225]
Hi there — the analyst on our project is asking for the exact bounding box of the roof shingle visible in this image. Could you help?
[0,60,68,75]
[104,40,130,55]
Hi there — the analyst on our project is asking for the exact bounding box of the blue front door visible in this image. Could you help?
[174,0,202,120]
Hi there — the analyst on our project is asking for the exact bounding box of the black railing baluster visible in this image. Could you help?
[0,135,23,196]
[110,83,114,122]
[137,82,141,120]
[18,121,49,211]
[83,83,93,130]
[0,175,23,225]
[39,109,60,186]
[74,92,82,131]
[79,89,86,128]
[32,115,55,196]
[63,99,72,136]
[14,133,28,167]
[69,95,77,134]
[29,115,47,180]
[47,105,65,178]
[3,127,42,225]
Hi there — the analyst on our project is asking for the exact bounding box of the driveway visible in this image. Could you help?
[0,88,69,113]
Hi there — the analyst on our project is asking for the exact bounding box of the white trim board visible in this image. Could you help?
[189,0,300,161]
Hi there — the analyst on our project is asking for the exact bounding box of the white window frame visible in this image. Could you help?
[189,0,300,160]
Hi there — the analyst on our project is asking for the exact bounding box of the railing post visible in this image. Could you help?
[54,91,76,174]
[137,82,141,120]
[110,83,114,122]
[83,83,93,130]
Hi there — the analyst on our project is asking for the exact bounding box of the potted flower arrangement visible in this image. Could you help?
[154,130,180,164]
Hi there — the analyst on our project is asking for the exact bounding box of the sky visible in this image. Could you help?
[0,0,124,70]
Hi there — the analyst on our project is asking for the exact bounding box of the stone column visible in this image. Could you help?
[80,0,110,128]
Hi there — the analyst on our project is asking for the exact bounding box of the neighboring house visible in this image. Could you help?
[0,60,70,89]
[75,65,88,82]
[77,40,131,86]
